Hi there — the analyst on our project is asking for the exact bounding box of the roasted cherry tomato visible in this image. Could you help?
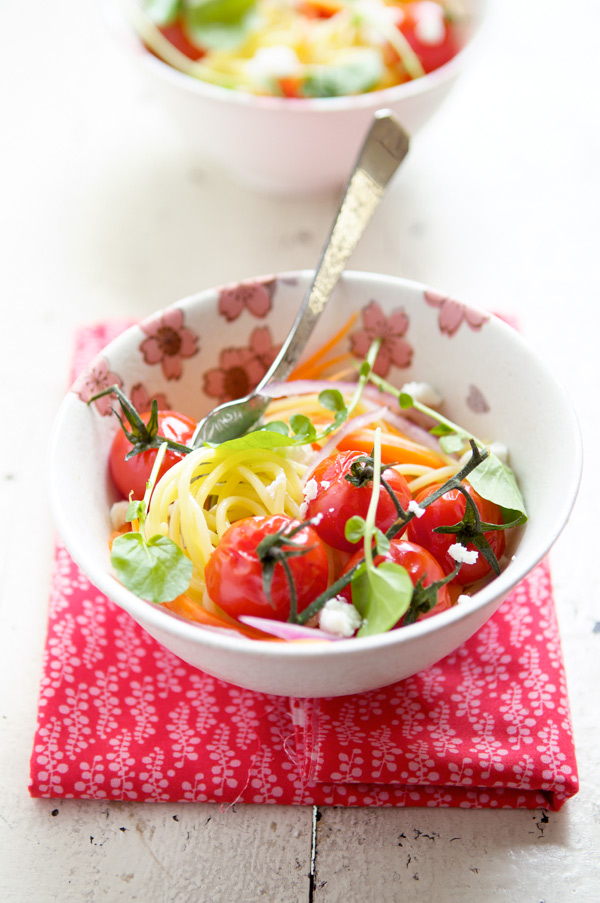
[399,2,460,74]
[305,451,412,553]
[340,538,453,625]
[109,409,196,500]
[204,514,330,621]
[407,482,506,585]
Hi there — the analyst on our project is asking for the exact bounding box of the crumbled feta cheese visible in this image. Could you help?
[319,597,363,638]
[400,380,443,408]
[457,594,472,604]
[245,46,302,85]
[266,471,287,499]
[311,512,324,526]
[320,480,331,490]
[408,499,426,518]
[303,478,319,503]
[489,441,509,464]
[110,500,131,531]
[448,543,479,565]
[413,2,446,46]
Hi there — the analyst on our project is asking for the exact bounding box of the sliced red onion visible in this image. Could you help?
[238,615,342,642]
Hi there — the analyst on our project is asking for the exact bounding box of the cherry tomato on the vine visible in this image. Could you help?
[204,514,330,621]
[340,538,453,625]
[109,409,196,501]
[399,2,460,74]
[407,482,506,585]
[305,451,412,553]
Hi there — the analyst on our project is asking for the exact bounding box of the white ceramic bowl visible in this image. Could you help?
[106,1,488,194]
[48,271,581,697]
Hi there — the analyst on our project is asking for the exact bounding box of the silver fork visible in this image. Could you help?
[192,109,410,447]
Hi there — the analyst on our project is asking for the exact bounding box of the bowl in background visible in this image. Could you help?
[48,270,581,697]
[105,0,488,194]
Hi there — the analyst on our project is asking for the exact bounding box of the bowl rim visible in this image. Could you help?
[112,0,490,114]
[48,269,583,661]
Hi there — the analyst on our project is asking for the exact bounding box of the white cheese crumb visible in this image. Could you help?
[408,499,426,518]
[311,512,324,526]
[110,500,131,531]
[319,597,363,638]
[245,46,302,84]
[457,594,472,604]
[413,2,446,46]
[448,542,479,565]
[303,478,319,503]
[266,471,287,499]
[320,480,331,490]
[400,380,443,407]
[489,441,509,464]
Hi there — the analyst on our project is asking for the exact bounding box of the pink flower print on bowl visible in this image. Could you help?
[350,300,413,377]
[425,291,488,337]
[218,279,276,322]
[130,383,170,413]
[74,358,122,416]
[139,308,198,380]
[203,327,279,402]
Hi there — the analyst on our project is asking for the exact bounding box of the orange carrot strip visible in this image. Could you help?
[289,312,358,380]
[162,594,283,641]
[338,428,448,469]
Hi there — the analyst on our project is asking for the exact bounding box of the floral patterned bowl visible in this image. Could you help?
[106,0,488,194]
[48,271,581,697]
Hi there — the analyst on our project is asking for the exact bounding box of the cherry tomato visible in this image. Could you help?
[399,2,460,74]
[158,23,205,61]
[407,482,506,585]
[109,410,196,500]
[204,514,330,621]
[305,451,412,553]
[340,538,453,625]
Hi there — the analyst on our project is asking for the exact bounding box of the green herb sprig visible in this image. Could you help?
[110,443,193,603]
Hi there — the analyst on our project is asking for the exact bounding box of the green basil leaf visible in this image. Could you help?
[111,532,193,604]
[352,561,413,637]
[302,49,383,98]
[468,453,527,519]
[143,0,181,25]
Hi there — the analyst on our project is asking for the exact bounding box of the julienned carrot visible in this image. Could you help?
[337,428,449,469]
[290,311,359,380]
[162,593,283,641]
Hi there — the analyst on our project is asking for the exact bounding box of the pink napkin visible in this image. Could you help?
[29,323,579,809]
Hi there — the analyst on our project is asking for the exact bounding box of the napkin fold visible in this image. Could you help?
[29,323,579,809]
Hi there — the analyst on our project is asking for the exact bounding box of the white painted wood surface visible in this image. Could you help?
[1,0,599,899]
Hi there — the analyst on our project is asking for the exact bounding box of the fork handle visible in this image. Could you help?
[256,110,410,390]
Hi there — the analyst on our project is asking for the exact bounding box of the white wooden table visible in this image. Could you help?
[1,0,598,899]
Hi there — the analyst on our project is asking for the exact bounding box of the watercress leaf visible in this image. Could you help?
[261,420,290,436]
[353,561,413,637]
[290,414,317,442]
[439,433,467,455]
[345,515,367,544]
[111,532,193,603]
[143,0,181,26]
[468,452,527,518]
[186,0,256,26]
[373,528,390,556]
[318,389,347,414]
[184,18,253,51]
[126,500,145,522]
[302,49,383,98]
[430,422,456,437]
